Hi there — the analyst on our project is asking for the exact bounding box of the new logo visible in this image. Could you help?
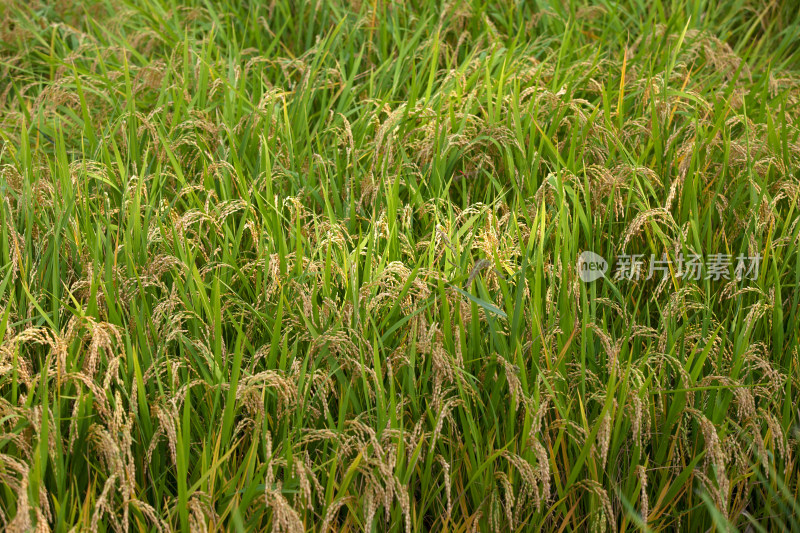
[578,251,608,282]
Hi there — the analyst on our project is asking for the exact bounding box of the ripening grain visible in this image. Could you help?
[0,0,799,531]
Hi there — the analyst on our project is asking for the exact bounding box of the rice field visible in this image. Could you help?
[1,0,799,531]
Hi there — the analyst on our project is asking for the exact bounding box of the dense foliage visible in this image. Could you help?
[1,0,799,531]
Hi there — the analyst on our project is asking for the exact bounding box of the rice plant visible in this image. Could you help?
[0,0,799,531]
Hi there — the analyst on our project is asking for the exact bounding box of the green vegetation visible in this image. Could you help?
[1,0,799,530]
